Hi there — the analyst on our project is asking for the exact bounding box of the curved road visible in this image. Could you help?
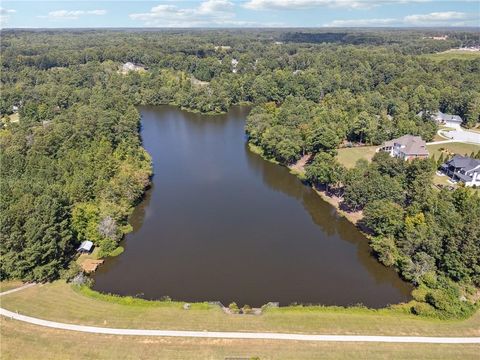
[1,286,479,344]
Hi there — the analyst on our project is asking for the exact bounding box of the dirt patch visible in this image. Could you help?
[313,188,363,225]
[288,154,311,174]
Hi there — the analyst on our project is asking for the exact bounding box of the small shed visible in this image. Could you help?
[77,240,93,253]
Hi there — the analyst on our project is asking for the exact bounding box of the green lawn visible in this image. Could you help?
[1,319,478,360]
[432,173,454,188]
[1,281,479,359]
[427,142,480,160]
[422,50,480,62]
[336,146,378,169]
[1,281,479,337]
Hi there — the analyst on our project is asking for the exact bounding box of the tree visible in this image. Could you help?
[305,152,344,193]
[307,124,340,155]
[363,200,404,237]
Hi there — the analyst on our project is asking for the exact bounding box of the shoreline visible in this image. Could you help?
[285,153,363,226]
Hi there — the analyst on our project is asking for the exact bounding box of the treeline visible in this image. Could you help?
[2,30,480,125]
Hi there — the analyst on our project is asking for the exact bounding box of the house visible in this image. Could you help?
[231,58,238,73]
[440,155,480,187]
[378,135,429,161]
[214,45,231,51]
[121,62,146,73]
[417,110,463,129]
[77,240,94,254]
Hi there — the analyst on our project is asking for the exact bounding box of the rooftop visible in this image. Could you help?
[384,135,429,156]
[446,155,480,171]
[77,240,93,252]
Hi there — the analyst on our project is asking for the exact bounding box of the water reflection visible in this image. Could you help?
[93,105,411,307]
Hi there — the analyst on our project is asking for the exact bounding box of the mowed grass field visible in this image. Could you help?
[0,280,24,292]
[336,146,378,168]
[427,142,480,159]
[1,281,479,336]
[422,50,480,62]
[1,320,479,360]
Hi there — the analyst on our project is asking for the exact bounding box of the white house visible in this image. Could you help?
[418,110,463,129]
[378,135,429,161]
[121,62,145,73]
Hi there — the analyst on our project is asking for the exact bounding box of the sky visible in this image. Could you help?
[1,0,479,28]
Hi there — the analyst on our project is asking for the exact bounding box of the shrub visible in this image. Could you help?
[370,236,398,267]
[228,302,239,314]
[242,304,253,314]
[61,262,83,282]
[411,301,437,317]
[411,285,428,302]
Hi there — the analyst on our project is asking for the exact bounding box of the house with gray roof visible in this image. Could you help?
[440,155,480,187]
[378,135,429,161]
[417,110,463,129]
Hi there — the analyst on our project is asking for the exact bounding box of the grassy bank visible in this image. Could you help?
[1,281,479,336]
[1,319,478,360]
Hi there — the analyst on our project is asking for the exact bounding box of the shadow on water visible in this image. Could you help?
[244,145,411,292]
[93,105,412,307]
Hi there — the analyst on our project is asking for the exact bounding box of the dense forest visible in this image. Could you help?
[1,29,479,318]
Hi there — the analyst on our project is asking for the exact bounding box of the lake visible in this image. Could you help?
[92,105,412,307]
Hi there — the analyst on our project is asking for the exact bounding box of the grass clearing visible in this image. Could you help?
[1,320,478,360]
[336,146,378,168]
[422,50,480,62]
[427,142,480,159]
[432,173,454,187]
[1,281,479,337]
[0,280,24,292]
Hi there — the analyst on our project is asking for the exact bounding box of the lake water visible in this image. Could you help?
[92,105,412,307]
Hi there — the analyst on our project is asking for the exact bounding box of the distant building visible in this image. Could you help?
[440,155,480,187]
[417,110,463,129]
[121,62,146,73]
[214,45,231,51]
[231,58,238,73]
[378,135,429,161]
[424,35,448,40]
[77,241,94,254]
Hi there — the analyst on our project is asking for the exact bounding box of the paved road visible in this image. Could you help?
[1,292,479,343]
[435,128,480,144]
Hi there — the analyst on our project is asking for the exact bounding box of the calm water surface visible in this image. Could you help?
[93,106,412,307]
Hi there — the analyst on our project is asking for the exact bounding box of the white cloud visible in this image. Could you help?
[39,9,107,20]
[129,0,270,27]
[0,8,16,15]
[0,7,16,26]
[325,11,478,27]
[243,0,432,10]
[325,18,397,26]
[404,11,468,24]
